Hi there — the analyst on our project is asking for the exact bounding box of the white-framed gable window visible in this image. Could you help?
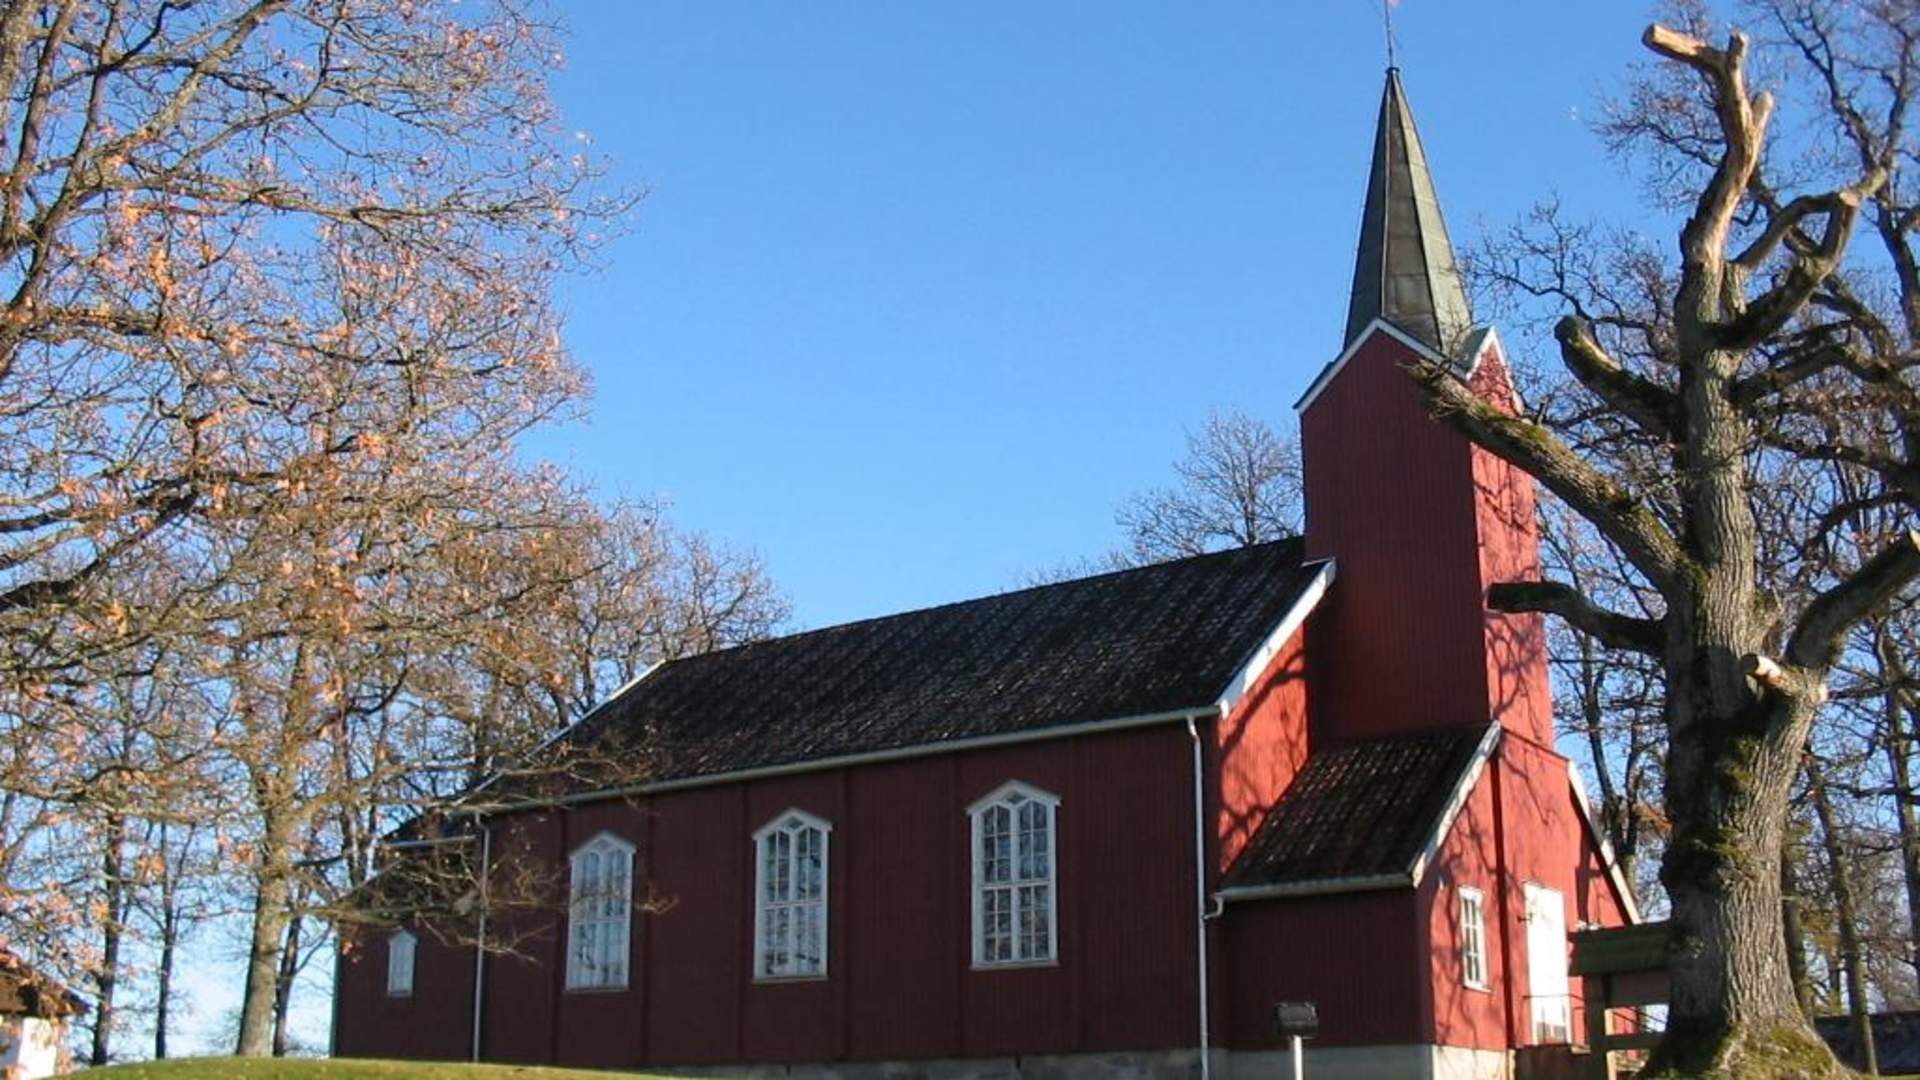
[753,808,831,980]
[566,831,635,990]
[386,929,416,997]
[969,780,1059,967]
[1459,886,1488,990]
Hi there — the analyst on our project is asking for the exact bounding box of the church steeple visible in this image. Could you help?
[1342,68,1472,355]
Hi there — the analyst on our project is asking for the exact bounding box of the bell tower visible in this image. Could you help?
[1297,69,1554,748]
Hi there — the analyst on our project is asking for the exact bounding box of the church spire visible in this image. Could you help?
[1342,68,1473,355]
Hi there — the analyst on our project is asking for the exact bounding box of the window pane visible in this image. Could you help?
[797,902,822,973]
[798,828,822,900]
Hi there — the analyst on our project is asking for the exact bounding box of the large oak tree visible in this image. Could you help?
[1418,5,1920,1074]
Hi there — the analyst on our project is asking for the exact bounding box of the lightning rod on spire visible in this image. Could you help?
[1382,0,1399,70]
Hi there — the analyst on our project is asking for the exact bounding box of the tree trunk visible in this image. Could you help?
[89,813,125,1067]
[272,912,303,1056]
[1811,766,1878,1076]
[1779,852,1813,1017]
[1878,636,1920,982]
[155,886,177,1060]
[1647,628,1836,1075]
[154,821,185,1060]
[234,862,292,1056]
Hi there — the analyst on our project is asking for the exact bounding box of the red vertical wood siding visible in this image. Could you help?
[1416,734,1636,1053]
[1424,756,1513,1053]
[1212,630,1311,872]
[1217,889,1424,1049]
[1467,344,1555,747]
[335,722,1205,1069]
[1422,735,1636,1054]
[643,783,746,1065]
[331,923,475,1061]
[479,811,563,1065]
[1300,329,1554,747]
[1301,332,1495,743]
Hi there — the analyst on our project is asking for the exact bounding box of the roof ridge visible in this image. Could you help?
[656,535,1310,671]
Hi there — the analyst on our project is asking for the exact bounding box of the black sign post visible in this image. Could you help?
[1273,1002,1318,1080]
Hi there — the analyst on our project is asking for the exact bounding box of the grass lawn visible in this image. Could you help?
[85,1058,667,1079]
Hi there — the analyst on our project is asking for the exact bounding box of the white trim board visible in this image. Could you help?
[1213,558,1335,716]
[1294,317,1451,413]
[1568,766,1644,924]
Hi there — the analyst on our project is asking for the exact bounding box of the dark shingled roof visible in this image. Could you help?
[1817,1011,1920,1074]
[555,538,1323,787]
[1223,724,1492,890]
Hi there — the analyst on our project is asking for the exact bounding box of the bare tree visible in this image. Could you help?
[1115,409,1303,563]
[1414,6,1920,1072]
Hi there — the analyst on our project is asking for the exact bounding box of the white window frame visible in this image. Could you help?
[1459,886,1489,990]
[752,808,832,981]
[565,831,636,991]
[968,780,1060,968]
[386,929,416,997]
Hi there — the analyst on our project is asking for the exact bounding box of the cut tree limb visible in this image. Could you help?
[1488,579,1665,656]
[1787,528,1920,669]
[1721,170,1885,349]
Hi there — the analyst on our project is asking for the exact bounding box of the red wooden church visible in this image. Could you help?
[332,69,1638,1080]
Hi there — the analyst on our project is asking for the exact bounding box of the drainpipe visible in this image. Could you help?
[1187,714,1214,1080]
[470,822,492,1063]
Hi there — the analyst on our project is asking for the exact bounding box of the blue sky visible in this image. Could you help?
[530,2,1662,631]
[168,1,1685,1058]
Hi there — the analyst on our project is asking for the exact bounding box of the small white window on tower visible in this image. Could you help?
[386,929,416,997]
[566,832,635,990]
[969,781,1060,967]
[1459,886,1488,990]
[754,809,831,979]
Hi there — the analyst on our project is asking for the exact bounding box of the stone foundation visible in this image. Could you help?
[647,1045,1513,1080]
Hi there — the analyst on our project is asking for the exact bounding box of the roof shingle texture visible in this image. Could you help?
[560,538,1322,786]
[1224,724,1491,889]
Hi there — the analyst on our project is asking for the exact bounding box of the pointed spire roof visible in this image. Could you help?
[1342,68,1473,356]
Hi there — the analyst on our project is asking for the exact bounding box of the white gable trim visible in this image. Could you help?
[1216,723,1500,904]
[1568,766,1644,924]
[1294,317,1451,414]
[1213,558,1335,717]
[1406,724,1503,887]
[753,806,835,840]
[966,778,1061,816]
[569,829,636,860]
[463,661,661,797]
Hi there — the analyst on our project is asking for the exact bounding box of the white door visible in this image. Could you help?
[1524,883,1572,1044]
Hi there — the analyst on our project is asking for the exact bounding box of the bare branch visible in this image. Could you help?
[1488,579,1665,656]
[1555,314,1678,436]
[1411,361,1689,591]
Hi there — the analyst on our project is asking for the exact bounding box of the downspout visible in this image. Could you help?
[470,822,492,1063]
[1187,714,1214,1080]
[1488,747,1520,1054]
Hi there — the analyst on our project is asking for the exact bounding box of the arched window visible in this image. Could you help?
[968,781,1059,967]
[386,929,416,997]
[754,809,831,979]
[566,832,635,990]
